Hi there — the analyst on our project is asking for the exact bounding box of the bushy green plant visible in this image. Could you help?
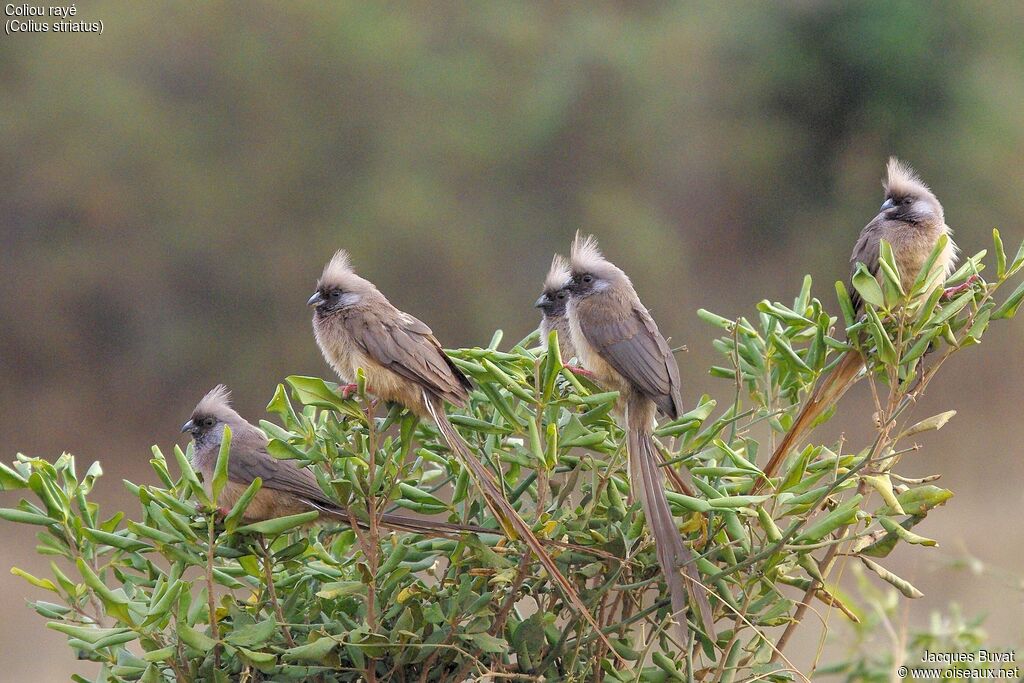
[3,232,1023,682]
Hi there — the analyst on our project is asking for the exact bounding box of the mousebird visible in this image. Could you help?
[182,384,493,536]
[758,157,962,485]
[307,250,612,646]
[534,253,578,362]
[563,233,714,643]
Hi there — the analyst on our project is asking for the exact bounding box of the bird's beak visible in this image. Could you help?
[307,291,325,307]
[534,294,549,309]
[880,198,896,211]
[181,419,195,434]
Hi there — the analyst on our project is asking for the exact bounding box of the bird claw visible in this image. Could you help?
[339,383,359,399]
[942,275,981,300]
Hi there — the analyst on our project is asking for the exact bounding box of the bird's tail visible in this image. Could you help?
[302,498,498,538]
[758,349,865,488]
[629,427,715,643]
[423,393,618,656]
[378,513,492,537]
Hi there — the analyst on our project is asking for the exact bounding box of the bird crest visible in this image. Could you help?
[194,384,232,415]
[319,249,354,287]
[543,254,571,293]
[570,232,607,275]
[884,157,932,200]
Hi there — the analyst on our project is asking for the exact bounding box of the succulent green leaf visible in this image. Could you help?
[234,511,319,535]
[851,263,885,309]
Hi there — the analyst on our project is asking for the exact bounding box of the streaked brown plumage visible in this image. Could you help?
[308,251,613,648]
[564,233,714,643]
[533,254,577,361]
[759,158,959,484]
[182,385,491,536]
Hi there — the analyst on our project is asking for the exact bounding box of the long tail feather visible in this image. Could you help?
[758,350,865,488]
[303,498,497,537]
[378,513,488,536]
[422,393,619,657]
[305,496,618,558]
[630,428,715,642]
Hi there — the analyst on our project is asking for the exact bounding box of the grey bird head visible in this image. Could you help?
[534,254,572,317]
[181,384,249,450]
[877,157,944,225]
[565,232,633,300]
[307,250,377,318]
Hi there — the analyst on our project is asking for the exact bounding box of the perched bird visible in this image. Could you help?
[564,233,714,643]
[533,254,577,362]
[307,250,610,643]
[848,157,959,312]
[182,384,494,537]
[758,157,961,484]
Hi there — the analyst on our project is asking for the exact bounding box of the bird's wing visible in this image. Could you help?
[849,217,886,313]
[580,301,681,418]
[227,446,333,506]
[347,308,471,404]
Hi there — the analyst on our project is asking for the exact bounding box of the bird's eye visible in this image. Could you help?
[203,417,215,428]
[903,196,914,205]
[330,290,342,299]
[556,291,567,300]
[582,274,594,284]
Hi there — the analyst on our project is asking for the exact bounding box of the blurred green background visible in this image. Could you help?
[2,2,1023,678]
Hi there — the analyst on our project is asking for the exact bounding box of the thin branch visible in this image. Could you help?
[207,515,221,670]
[259,535,296,649]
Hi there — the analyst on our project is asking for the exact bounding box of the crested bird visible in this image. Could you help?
[563,233,715,643]
[181,384,493,536]
[758,157,961,485]
[307,250,613,647]
[534,253,577,362]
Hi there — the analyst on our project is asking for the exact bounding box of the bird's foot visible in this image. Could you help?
[339,383,359,399]
[942,275,981,300]
[567,365,595,378]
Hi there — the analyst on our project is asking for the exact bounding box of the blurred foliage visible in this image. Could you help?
[820,573,1020,682]
[2,236,1023,680]
[3,1,1024,434]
